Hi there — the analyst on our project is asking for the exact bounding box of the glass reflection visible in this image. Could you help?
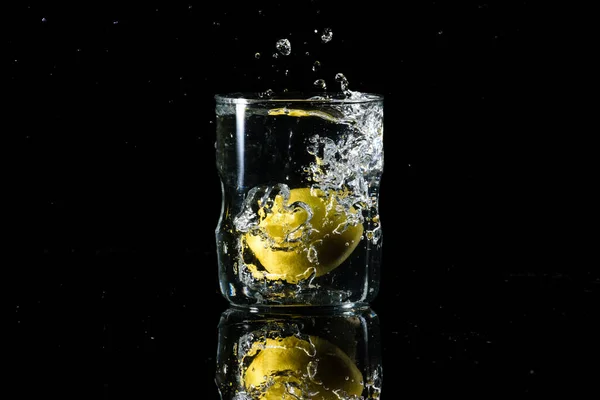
[215,305,382,399]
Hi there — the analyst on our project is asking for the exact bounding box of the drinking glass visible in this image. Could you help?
[214,92,384,307]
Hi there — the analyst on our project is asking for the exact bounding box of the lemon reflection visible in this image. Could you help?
[215,306,382,399]
[242,335,363,399]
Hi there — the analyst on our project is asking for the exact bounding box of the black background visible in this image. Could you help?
[5,1,596,398]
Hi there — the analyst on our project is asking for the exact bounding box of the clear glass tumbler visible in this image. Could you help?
[214,92,384,307]
[215,305,383,399]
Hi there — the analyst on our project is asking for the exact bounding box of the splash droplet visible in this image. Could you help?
[275,38,291,56]
[254,52,261,59]
[335,73,351,95]
[312,61,321,72]
[313,79,327,90]
[321,27,333,43]
[259,89,275,98]
[335,73,347,84]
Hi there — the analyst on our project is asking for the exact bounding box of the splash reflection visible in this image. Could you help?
[215,305,382,399]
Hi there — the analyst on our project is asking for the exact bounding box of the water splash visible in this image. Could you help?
[258,88,275,98]
[335,73,352,96]
[313,79,327,90]
[321,27,333,43]
[276,38,291,56]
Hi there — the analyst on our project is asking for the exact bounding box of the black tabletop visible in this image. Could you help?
[6,1,595,398]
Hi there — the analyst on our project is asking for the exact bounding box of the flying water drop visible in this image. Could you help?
[335,73,352,96]
[313,79,327,90]
[259,89,275,98]
[275,38,291,56]
[321,28,333,43]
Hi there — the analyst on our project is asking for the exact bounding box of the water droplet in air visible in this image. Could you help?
[41,17,47,22]
[313,79,327,90]
[321,27,333,43]
[335,73,348,85]
[312,61,321,71]
[254,52,260,59]
[335,72,351,94]
[259,89,275,98]
[275,38,291,56]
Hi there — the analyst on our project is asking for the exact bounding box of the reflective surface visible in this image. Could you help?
[6,1,594,398]
[215,305,382,399]
[11,252,599,397]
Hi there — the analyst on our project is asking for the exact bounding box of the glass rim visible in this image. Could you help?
[215,91,384,105]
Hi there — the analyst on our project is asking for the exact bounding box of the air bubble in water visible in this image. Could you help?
[313,79,327,90]
[312,61,321,72]
[275,38,291,56]
[321,27,333,43]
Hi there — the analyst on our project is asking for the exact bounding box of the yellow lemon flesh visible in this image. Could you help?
[242,335,364,399]
[244,188,363,284]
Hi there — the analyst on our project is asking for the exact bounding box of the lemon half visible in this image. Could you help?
[242,335,364,399]
[244,188,363,283]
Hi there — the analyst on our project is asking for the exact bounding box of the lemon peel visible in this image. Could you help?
[244,188,363,284]
[268,108,339,123]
